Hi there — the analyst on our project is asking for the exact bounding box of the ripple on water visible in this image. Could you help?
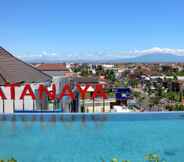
[164,149,177,156]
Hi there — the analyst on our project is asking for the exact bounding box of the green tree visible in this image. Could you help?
[114,80,121,87]
[105,69,116,81]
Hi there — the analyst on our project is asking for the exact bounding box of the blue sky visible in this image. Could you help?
[1,0,184,61]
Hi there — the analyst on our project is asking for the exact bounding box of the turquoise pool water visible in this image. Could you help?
[0,112,184,162]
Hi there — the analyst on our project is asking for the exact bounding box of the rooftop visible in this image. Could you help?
[0,47,51,85]
[34,63,68,71]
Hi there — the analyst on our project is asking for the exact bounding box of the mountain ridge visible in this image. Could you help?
[118,53,184,63]
[25,53,184,63]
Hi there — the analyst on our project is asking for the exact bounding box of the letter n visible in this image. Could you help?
[38,84,56,100]
[58,84,75,100]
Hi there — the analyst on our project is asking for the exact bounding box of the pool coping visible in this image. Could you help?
[0,111,184,115]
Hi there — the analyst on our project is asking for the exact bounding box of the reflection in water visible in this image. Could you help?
[50,115,56,126]
[91,115,95,121]
[40,115,45,128]
[0,114,106,129]
[71,114,75,121]
[101,114,107,122]
[60,115,64,122]
[11,115,16,129]
[21,115,25,122]
[81,115,87,128]
[32,115,36,123]
[40,115,44,122]
[0,117,2,127]
[62,115,73,128]
[92,115,100,128]
[164,150,176,156]
[92,114,107,128]
[2,115,6,121]
[0,115,7,127]
[11,115,16,121]
[21,115,31,128]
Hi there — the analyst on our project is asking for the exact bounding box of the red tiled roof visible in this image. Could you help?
[35,64,68,71]
[73,77,99,84]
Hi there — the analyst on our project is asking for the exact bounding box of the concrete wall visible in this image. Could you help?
[80,98,115,112]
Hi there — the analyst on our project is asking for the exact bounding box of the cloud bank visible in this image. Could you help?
[17,47,184,62]
[117,47,184,57]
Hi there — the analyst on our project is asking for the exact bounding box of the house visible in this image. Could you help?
[0,47,52,113]
[34,63,80,112]
[34,63,69,76]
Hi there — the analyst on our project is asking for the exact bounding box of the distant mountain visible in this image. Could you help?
[120,53,184,63]
[82,53,184,63]
[26,53,184,63]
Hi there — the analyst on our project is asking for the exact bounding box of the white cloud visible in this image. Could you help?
[115,47,184,57]
[17,47,184,62]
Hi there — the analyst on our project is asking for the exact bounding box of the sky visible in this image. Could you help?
[1,0,184,61]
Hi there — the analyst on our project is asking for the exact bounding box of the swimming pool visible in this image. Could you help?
[0,112,184,162]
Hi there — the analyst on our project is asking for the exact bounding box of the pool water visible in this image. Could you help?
[0,112,184,162]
